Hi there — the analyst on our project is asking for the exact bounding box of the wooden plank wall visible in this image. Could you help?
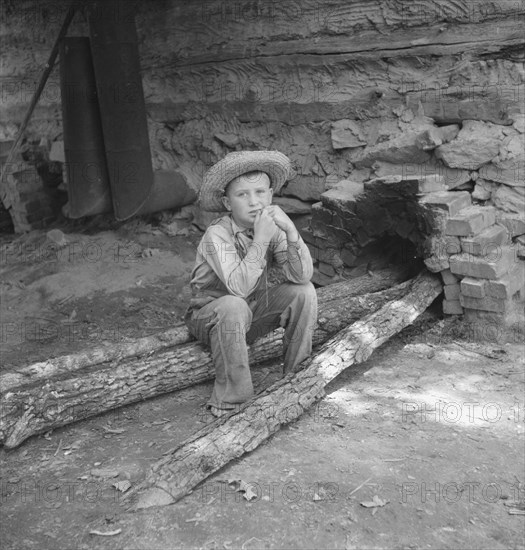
[1,0,523,200]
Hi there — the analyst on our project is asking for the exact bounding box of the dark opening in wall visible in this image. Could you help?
[301,175,448,287]
[301,173,524,340]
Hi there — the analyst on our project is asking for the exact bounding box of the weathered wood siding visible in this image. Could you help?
[1,0,523,198]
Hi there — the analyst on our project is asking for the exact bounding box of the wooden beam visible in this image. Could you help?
[0,266,411,448]
[129,270,442,509]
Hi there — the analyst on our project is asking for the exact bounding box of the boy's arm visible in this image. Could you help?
[198,225,269,298]
[266,206,313,283]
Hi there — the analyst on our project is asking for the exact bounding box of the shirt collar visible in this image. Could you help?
[230,216,254,238]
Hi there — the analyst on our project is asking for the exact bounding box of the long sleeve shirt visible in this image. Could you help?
[189,215,313,302]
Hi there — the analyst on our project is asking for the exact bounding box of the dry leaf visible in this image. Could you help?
[224,479,258,501]
[360,495,389,508]
[243,485,258,502]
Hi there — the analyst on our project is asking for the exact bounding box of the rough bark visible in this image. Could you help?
[0,266,411,448]
[129,270,442,509]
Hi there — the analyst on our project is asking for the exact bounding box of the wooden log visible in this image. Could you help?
[137,0,524,67]
[130,270,442,509]
[0,266,411,448]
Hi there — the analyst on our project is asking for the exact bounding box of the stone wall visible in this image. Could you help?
[1,1,523,194]
[0,0,524,331]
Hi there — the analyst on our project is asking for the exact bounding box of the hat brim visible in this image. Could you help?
[198,151,291,212]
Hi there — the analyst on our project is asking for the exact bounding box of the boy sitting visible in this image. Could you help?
[185,151,318,417]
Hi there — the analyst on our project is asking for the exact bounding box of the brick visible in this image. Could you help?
[449,247,516,279]
[424,235,461,272]
[460,294,511,313]
[445,206,496,237]
[444,283,460,300]
[49,140,65,162]
[425,254,450,273]
[496,212,525,237]
[461,224,509,255]
[440,269,459,285]
[419,191,471,216]
[443,299,463,315]
[485,261,525,299]
[460,277,486,298]
[425,234,462,258]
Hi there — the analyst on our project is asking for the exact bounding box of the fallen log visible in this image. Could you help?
[0,266,411,448]
[130,270,442,509]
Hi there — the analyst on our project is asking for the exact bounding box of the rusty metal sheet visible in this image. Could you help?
[59,37,112,218]
[87,0,153,220]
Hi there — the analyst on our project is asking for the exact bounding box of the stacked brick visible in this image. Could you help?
[1,141,56,233]
[300,176,525,329]
[421,194,524,318]
[1,161,55,233]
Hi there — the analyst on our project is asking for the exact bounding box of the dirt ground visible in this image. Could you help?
[0,214,524,550]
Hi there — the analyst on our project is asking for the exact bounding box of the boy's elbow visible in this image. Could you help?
[299,272,313,284]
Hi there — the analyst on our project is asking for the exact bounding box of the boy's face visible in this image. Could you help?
[222,171,273,229]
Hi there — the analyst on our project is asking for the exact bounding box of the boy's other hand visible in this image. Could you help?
[264,205,294,233]
[253,208,278,242]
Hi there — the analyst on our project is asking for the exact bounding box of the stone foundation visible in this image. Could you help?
[301,173,524,341]
[1,1,523,337]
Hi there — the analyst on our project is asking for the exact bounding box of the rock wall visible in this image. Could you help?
[1,1,523,193]
[1,0,524,326]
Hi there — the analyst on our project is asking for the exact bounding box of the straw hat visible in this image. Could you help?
[198,150,292,211]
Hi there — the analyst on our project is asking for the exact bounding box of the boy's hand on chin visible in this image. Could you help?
[254,208,277,242]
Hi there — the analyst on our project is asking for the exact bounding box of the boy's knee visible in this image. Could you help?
[215,295,252,322]
[290,281,317,303]
[302,281,316,299]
